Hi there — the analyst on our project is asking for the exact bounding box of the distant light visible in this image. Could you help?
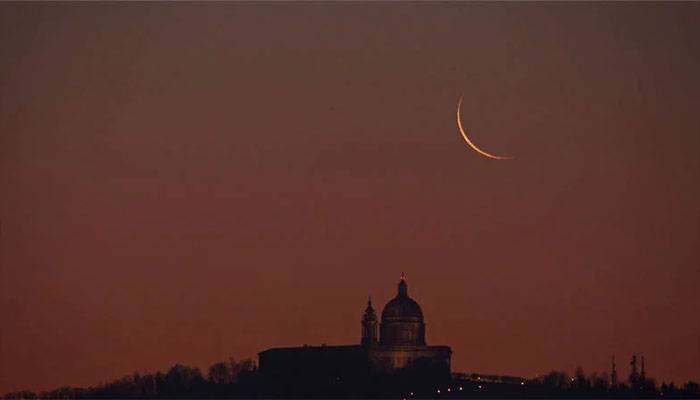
[521,382,525,386]
[478,385,482,389]
[459,386,463,391]
[437,389,441,394]
[447,388,451,392]
[410,392,414,396]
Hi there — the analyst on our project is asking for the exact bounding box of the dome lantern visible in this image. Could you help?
[398,273,408,297]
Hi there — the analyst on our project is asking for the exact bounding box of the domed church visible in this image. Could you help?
[259,276,452,384]
[367,274,426,346]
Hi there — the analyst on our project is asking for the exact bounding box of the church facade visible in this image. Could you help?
[258,277,451,383]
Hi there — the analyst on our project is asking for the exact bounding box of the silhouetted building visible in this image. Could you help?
[361,297,378,345]
[258,276,451,386]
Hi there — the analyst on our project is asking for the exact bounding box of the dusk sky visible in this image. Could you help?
[1,3,698,393]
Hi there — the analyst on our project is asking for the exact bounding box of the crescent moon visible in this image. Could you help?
[456,95,513,160]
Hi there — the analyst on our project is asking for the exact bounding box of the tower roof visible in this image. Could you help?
[363,296,377,320]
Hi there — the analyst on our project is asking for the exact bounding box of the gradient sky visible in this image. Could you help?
[1,3,699,394]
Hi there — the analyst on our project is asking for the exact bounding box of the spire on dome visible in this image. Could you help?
[398,274,408,297]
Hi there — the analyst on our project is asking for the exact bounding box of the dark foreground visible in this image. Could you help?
[4,359,699,399]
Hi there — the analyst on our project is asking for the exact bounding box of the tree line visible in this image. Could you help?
[3,358,699,399]
[2,358,258,399]
[440,367,700,399]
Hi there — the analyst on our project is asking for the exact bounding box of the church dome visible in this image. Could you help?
[381,294,423,322]
[381,276,424,321]
[379,275,426,346]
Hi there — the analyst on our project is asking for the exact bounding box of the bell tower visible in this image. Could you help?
[361,296,378,345]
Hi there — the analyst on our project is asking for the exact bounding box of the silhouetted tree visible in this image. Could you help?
[683,381,699,395]
[542,370,570,392]
[136,373,158,397]
[661,382,680,397]
[208,361,232,385]
[230,358,256,384]
[162,364,205,398]
[2,391,36,400]
[572,366,591,393]
[590,371,610,393]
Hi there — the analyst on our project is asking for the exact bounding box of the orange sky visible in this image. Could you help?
[1,3,698,393]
